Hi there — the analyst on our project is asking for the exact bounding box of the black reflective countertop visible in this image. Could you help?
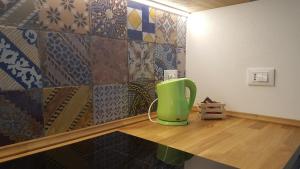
[284,146,300,169]
[0,131,237,169]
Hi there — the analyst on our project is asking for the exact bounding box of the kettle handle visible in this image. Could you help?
[185,79,197,111]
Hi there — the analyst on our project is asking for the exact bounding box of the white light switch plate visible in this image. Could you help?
[247,68,275,86]
[164,70,178,81]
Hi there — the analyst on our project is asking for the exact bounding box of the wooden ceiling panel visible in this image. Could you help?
[151,0,256,12]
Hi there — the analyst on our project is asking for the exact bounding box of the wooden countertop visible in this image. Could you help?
[0,112,299,169]
[119,112,300,169]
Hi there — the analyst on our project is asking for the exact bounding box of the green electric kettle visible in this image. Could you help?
[148,78,197,125]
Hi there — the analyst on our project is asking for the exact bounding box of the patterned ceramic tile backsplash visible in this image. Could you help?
[128,81,156,116]
[155,44,177,80]
[90,0,127,39]
[38,0,90,34]
[93,84,128,124]
[0,0,39,29]
[0,89,43,146]
[156,9,177,45]
[127,1,156,42]
[0,0,187,146]
[177,16,187,47]
[176,48,186,78]
[91,36,128,84]
[0,27,42,91]
[128,40,155,81]
[43,86,92,136]
[39,31,91,87]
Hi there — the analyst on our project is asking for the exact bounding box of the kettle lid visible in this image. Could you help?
[157,78,188,87]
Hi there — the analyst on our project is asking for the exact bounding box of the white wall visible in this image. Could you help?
[186,0,300,120]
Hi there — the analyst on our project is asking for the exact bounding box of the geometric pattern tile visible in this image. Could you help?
[0,0,39,29]
[155,44,177,80]
[0,27,42,91]
[38,31,91,87]
[90,36,128,85]
[156,9,177,45]
[176,48,186,78]
[128,40,155,82]
[177,16,187,47]
[93,84,128,124]
[128,81,156,116]
[90,0,127,39]
[0,89,43,147]
[38,0,90,34]
[127,0,155,42]
[43,86,92,136]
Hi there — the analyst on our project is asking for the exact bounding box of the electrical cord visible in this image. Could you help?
[148,98,158,123]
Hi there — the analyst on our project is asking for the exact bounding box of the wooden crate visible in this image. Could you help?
[200,103,225,120]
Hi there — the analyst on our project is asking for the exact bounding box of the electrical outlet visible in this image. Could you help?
[164,70,178,81]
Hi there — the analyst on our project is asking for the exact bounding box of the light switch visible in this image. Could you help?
[247,68,275,86]
[254,72,268,82]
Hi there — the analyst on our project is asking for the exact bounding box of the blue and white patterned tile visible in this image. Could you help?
[128,40,155,81]
[90,0,127,39]
[0,0,40,29]
[154,44,176,80]
[176,48,186,78]
[0,26,42,91]
[127,0,155,42]
[177,16,187,47]
[93,84,128,124]
[38,31,92,87]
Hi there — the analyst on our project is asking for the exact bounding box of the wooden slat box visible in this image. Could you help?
[200,103,225,120]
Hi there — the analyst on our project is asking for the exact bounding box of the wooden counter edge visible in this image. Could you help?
[0,113,156,163]
[192,106,300,127]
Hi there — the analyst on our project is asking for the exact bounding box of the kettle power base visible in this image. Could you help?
[157,119,189,126]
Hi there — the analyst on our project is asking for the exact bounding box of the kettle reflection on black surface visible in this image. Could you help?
[156,144,193,166]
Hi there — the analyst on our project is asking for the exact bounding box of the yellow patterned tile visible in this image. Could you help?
[143,32,155,42]
[149,7,155,24]
[128,8,142,30]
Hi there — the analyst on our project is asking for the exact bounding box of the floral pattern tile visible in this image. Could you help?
[43,86,92,136]
[127,0,155,42]
[155,44,176,80]
[91,36,128,85]
[38,0,90,34]
[176,48,186,78]
[38,31,92,87]
[156,9,177,45]
[177,16,187,47]
[128,40,155,82]
[93,84,128,124]
[90,0,127,39]
[0,27,42,91]
[0,0,40,29]
[0,89,43,146]
[128,81,156,116]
